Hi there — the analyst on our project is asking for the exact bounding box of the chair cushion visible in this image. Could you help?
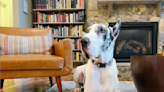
[0,55,64,70]
[0,33,53,55]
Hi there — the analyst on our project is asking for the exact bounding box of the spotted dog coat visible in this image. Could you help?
[74,19,122,92]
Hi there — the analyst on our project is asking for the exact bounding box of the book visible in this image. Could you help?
[72,39,75,50]
[76,52,79,61]
[37,12,40,23]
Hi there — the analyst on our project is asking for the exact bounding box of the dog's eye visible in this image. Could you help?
[98,26,106,33]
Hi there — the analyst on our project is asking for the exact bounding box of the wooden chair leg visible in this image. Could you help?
[1,79,4,89]
[55,76,62,92]
[49,77,53,87]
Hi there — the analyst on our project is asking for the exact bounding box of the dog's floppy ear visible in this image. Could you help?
[111,19,121,41]
[82,31,87,36]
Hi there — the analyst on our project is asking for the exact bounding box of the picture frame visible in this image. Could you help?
[23,0,28,14]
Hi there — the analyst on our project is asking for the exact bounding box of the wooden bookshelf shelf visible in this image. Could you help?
[73,61,84,63]
[54,36,82,39]
[73,49,81,52]
[33,8,85,12]
[33,22,84,25]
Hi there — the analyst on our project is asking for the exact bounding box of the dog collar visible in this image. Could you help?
[91,56,113,68]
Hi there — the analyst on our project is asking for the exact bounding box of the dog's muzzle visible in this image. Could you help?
[81,37,90,47]
[81,37,90,59]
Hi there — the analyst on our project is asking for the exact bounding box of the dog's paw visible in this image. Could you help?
[74,88,81,92]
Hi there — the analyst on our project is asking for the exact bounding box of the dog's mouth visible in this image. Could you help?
[82,47,90,59]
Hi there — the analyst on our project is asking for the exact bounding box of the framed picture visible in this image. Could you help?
[23,0,28,14]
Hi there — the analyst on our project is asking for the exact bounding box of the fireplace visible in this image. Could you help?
[109,22,158,62]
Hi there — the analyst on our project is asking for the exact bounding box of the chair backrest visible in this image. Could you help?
[0,27,53,55]
[0,27,51,36]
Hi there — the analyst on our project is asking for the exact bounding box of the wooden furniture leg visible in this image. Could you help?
[55,76,62,92]
[49,77,53,87]
[1,79,4,89]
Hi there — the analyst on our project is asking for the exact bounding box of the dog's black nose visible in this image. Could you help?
[81,37,90,47]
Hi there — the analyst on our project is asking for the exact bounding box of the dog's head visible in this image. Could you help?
[81,19,121,59]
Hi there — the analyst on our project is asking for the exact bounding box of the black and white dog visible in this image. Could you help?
[74,19,122,92]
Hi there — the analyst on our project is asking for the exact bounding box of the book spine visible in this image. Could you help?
[72,26,74,36]
[41,0,43,9]
[78,13,80,22]
[78,39,80,49]
[60,26,62,36]
[76,0,78,8]
[64,27,66,36]
[36,0,37,9]
[79,0,81,8]
[38,0,39,9]
[59,12,60,22]
[44,0,46,9]
[69,13,70,22]
[39,13,42,23]
[81,25,83,36]
[62,27,63,36]
[76,13,78,22]
[69,0,71,9]
[55,14,57,23]
[82,11,84,22]
[42,0,44,9]
[71,0,73,8]
[38,0,40,9]
[72,39,75,50]
[76,52,79,61]
[73,12,74,22]
[75,39,77,49]
[67,0,69,9]
[54,0,55,8]
[37,12,39,23]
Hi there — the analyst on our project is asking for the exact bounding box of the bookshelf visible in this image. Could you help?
[33,0,85,64]
[33,22,84,25]
[53,36,81,38]
[33,8,85,12]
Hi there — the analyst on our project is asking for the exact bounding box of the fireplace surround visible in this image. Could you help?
[109,22,158,62]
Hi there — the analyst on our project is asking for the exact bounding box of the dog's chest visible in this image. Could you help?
[84,60,119,92]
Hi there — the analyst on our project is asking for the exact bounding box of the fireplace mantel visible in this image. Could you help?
[98,0,163,17]
[98,0,164,5]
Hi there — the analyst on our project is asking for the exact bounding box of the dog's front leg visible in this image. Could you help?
[74,65,86,92]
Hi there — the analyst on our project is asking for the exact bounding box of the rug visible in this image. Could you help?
[47,81,138,92]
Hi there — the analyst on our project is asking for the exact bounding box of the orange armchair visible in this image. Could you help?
[0,27,73,92]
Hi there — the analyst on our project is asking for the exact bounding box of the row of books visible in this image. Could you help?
[54,39,81,50]
[35,25,83,36]
[73,52,84,61]
[35,0,84,9]
[53,39,83,61]
[37,11,84,23]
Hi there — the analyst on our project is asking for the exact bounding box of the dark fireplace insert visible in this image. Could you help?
[109,22,158,62]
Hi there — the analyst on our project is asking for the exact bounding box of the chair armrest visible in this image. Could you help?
[54,39,73,75]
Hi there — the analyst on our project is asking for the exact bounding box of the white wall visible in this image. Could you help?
[12,0,33,28]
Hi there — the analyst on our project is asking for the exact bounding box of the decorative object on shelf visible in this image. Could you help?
[23,0,28,14]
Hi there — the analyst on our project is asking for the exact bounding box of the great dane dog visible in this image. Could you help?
[74,19,122,92]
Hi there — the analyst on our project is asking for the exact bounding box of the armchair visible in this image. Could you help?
[0,27,73,92]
